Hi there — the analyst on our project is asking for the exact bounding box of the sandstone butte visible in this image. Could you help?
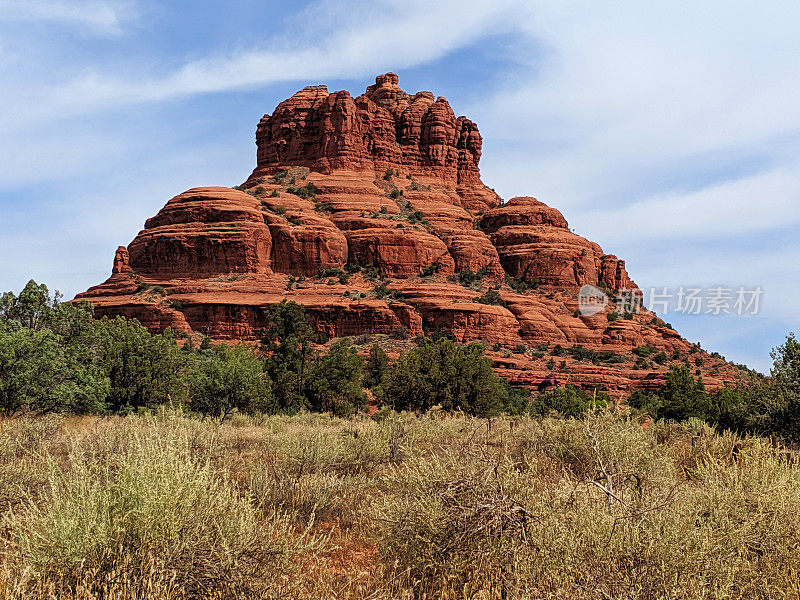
[76,73,741,396]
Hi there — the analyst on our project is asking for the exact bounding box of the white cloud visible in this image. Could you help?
[466,1,800,368]
[475,1,800,208]
[633,242,800,317]
[0,0,136,34]
[0,0,527,191]
[0,0,525,134]
[574,167,800,243]
[0,135,253,299]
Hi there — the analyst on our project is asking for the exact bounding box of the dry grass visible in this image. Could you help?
[1,410,799,599]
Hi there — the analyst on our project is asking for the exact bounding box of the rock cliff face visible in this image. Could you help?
[76,74,739,395]
[253,73,485,186]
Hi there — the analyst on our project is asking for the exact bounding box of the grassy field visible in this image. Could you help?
[0,410,799,599]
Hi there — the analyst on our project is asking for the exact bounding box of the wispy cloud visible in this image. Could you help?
[465,0,800,369]
[476,1,800,208]
[0,0,136,35]
[576,167,800,243]
[0,0,524,133]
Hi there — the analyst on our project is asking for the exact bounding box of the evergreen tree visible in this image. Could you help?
[770,333,800,442]
[261,300,315,411]
[188,343,273,417]
[0,280,58,330]
[307,339,366,416]
[363,344,389,390]
[0,326,108,415]
[629,364,709,421]
[379,338,506,416]
[98,317,185,413]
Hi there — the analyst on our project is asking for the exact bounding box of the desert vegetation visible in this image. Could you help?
[2,280,800,598]
[2,410,800,598]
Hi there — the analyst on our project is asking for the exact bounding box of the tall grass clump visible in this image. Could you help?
[1,417,318,599]
[0,415,67,514]
[250,413,403,524]
[376,453,534,599]
[376,413,800,599]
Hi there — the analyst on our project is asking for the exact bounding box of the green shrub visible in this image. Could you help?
[318,267,349,284]
[561,345,627,365]
[379,338,507,416]
[261,301,315,412]
[456,267,488,287]
[268,169,290,184]
[188,344,273,417]
[372,282,404,301]
[654,351,669,364]
[285,182,318,199]
[769,333,800,436]
[473,289,506,307]
[420,263,438,277]
[528,384,609,418]
[0,325,108,415]
[99,317,185,413]
[632,344,656,357]
[628,364,709,421]
[363,345,389,390]
[407,210,426,224]
[344,260,362,273]
[306,339,366,417]
[711,333,800,442]
[505,274,539,292]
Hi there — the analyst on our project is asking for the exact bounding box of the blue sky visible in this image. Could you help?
[0,0,798,372]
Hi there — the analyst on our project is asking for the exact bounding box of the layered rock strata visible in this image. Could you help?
[76,74,739,395]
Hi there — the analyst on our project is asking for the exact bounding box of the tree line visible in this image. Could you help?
[1,280,798,444]
[628,335,800,443]
[0,281,525,418]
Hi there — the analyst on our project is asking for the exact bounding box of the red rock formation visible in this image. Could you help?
[112,246,130,275]
[127,187,272,278]
[346,229,455,278]
[479,197,635,290]
[75,74,740,395]
[254,72,486,187]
